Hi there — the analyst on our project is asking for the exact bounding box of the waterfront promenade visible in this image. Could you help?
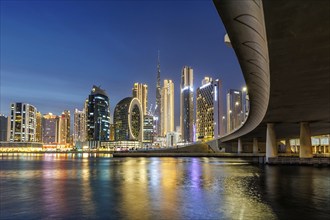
[1,150,329,166]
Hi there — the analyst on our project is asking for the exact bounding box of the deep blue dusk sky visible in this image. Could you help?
[0,0,244,127]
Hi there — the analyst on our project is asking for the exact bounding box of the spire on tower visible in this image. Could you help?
[157,50,161,88]
[155,50,162,137]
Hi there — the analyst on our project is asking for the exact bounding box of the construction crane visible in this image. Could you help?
[148,104,153,116]
[147,103,157,117]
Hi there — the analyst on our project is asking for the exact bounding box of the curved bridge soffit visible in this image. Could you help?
[213,0,270,142]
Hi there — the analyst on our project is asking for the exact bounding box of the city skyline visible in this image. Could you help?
[0,1,244,127]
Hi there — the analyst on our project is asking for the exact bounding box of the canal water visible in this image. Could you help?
[1,153,329,220]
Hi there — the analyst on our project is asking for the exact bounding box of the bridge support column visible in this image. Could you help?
[238,138,242,153]
[253,138,258,154]
[266,123,277,162]
[300,122,313,158]
[285,138,292,153]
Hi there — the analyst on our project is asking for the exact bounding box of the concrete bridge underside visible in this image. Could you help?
[212,0,330,156]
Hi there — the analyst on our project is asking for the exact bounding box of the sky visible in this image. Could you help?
[0,0,244,127]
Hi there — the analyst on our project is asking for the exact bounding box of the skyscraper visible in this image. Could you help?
[42,113,58,144]
[86,85,111,141]
[73,109,86,144]
[180,66,194,142]
[8,103,37,142]
[226,89,243,133]
[114,97,143,142]
[132,83,148,115]
[58,110,70,145]
[161,79,174,136]
[35,111,42,142]
[242,87,249,122]
[0,114,8,141]
[155,52,162,136]
[143,115,154,143]
[196,77,223,140]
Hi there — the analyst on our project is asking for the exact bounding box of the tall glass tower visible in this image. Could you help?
[155,52,162,136]
[180,66,194,142]
[86,85,111,141]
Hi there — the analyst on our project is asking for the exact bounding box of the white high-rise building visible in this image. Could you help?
[180,66,194,142]
[132,83,148,116]
[161,79,174,136]
[8,103,37,142]
[73,109,86,144]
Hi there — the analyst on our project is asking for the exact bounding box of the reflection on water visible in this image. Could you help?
[0,154,329,219]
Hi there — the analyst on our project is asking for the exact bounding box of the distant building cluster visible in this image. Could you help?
[0,55,251,151]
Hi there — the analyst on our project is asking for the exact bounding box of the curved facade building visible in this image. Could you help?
[114,97,143,142]
[86,85,111,141]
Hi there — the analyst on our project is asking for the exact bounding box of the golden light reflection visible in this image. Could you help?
[1,154,283,219]
[80,156,96,216]
[118,158,151,219]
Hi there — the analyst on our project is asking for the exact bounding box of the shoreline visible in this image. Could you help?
[1,151,329,166]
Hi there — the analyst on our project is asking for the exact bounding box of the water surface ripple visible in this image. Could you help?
[1,153,329,219]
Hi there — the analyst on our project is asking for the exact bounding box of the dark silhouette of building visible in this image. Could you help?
[86,85,111,141]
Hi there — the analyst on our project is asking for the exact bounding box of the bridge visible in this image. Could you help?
[212,0,330,161]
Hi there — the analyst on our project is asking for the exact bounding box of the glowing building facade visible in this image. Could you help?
[35,111,42,142]
[143,115,154,143]
[86,85,111,141]
[155,54,162,136]
[132,83,148,116]
[73,109,86,144]
[161,79,174,137]
[180,66,194,142]
[196,77,223,140]
[8,103,37,142]
[58,110,70,145]
[42,113,58,144]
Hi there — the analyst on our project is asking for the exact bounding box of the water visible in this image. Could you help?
[0,153,329,220]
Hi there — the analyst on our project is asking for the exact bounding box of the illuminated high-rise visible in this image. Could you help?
[242,87,249,122]
[58,110,70,145]
[161,79,174,136]
[196,77,223,140]
[42,113,58,144]
[35,111,42,142]
[132,83,148,116]
[155,53,162,136]
[227,89,243,133]
[180,66,194,142]
[73,109,86,144]
[8,103,37,142]
[86,85,111,141]
[143,115,153,143]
